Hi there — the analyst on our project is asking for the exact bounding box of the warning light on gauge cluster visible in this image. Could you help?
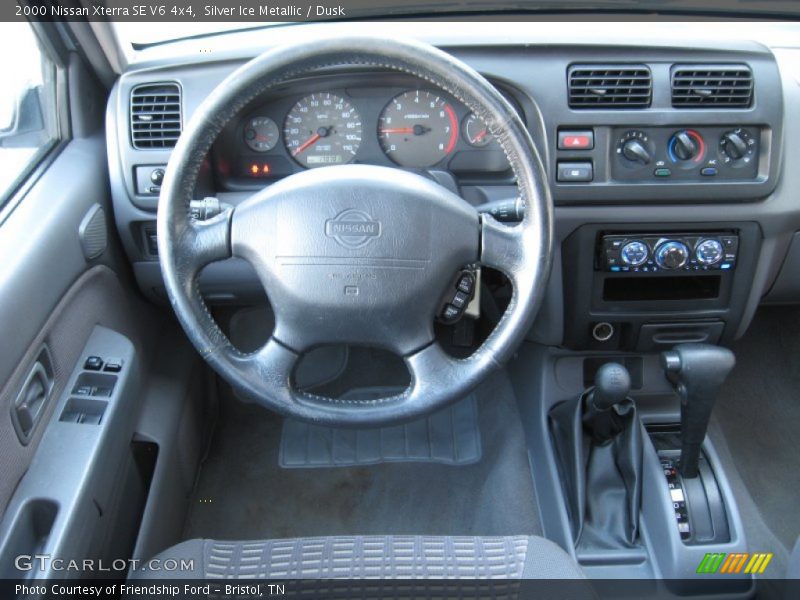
[248,163,270,176]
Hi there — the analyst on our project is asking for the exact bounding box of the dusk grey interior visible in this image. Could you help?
[1,18,800,597]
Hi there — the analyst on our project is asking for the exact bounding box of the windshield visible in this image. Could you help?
[112,0,800,48]
[113,22,280,47]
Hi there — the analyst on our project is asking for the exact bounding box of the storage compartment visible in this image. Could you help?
[637,321,725,351]
[603,275,721,302]
[0,500,58,579]
[87,441,159,580]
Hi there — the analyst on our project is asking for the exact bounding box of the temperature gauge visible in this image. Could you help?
[462,113,493,147]
[244,117,279,152]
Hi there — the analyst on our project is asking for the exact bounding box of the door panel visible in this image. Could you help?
[0,135,153,516]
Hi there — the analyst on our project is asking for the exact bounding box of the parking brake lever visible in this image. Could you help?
[661,344,735,478]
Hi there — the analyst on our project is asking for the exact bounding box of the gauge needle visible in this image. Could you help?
[380,127,415,134]
[292,133,321,157]
[473,129,489,143]
[380,125,431,136]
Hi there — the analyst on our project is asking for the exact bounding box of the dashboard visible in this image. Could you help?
[106,22,800,352]
[210,74,518,190]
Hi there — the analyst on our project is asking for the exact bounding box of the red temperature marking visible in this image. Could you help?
[444,104,458,154]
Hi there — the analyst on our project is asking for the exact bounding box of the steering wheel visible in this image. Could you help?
[157,36,553,426]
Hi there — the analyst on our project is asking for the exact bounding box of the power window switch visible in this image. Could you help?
[82,413,103,425]
[84,356,103,371]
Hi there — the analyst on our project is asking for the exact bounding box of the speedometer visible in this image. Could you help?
[378,90,458,168]
[283,93,362,168]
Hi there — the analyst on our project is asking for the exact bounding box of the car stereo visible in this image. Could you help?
[600,233,739,274]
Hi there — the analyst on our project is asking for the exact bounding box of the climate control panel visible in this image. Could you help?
[612,126,759,182]
[601,233,738,273]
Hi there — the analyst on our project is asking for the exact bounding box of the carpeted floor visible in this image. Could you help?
[184,370,542,541]
[714,306,800,554]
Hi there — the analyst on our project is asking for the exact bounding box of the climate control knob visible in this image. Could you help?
[620,241,649,266]
[655,240,690,270]
[719,128,755,165]
[621,139,652,165]
[696,239,724,265]
[668,130,705,163]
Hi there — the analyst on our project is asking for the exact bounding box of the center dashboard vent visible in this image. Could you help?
[671,65,753,108]
[568,65,652,108]
[130,83,182,149]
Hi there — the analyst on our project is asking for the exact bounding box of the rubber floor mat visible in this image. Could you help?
[279,388,481,468]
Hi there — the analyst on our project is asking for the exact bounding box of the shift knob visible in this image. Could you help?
[589,363,631,411]
[661,344,735,478]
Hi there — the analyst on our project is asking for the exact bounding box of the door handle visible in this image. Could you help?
[11,350,54,444]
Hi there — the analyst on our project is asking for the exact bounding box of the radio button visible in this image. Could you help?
[655,241,690,270]
[620,241,649,267]
[696,239,724,265]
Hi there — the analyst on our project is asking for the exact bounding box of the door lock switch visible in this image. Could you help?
[84,356,103,371]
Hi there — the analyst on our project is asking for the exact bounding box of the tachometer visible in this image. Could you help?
[283,93,362,168]
[378,90,458,168]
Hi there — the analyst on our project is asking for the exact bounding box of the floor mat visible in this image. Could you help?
[279,388,481,468]
[716,306,800,552]
[184,371,541,541]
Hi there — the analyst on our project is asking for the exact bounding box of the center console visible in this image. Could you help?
[562,222,761,352]
[510,343,755,594]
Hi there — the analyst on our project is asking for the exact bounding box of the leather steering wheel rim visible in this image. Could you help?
[157,35,553,426]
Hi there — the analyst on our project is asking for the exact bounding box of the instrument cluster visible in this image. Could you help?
[213,78,519,185]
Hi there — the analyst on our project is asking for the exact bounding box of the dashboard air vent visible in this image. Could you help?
[130,83,182,149]
[671,65,753,108]
[568,65,652,108]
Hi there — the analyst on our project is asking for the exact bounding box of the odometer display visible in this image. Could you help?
[378,90,458,168]
[283,93,362,168]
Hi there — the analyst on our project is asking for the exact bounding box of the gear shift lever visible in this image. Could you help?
[661,344,735,478]
[583,363,632,444]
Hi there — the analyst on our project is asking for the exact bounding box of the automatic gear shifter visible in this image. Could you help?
[661,344,736,478]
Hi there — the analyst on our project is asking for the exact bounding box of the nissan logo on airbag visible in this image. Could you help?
[325,209,381,249]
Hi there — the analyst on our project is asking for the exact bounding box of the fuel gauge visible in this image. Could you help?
[244,116,279,152]
[463,113,493,147]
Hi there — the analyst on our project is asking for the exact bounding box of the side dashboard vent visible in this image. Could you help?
[671,65,753,108]
[130,83,182,149]
[568,65,652,108]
